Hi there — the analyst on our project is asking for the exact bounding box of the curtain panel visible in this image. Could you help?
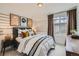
[67,9,77,35]
[48,14,54,37]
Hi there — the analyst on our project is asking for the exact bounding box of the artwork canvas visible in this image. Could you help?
[27,18,32,28]
[10,13,20,26]
[20,16,27,27]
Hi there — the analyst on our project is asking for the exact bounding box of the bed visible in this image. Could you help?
[13,27,66,56]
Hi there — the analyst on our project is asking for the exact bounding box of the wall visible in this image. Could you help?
[77,4,79,31]
[0,13,13,38]
[32,14,48,34]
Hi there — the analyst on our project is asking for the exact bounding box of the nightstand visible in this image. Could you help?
[66,36,79,56]
[1,39,15,56]
[66,51,79,56]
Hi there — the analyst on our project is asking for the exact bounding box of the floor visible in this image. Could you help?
[0,48,19,56]
[0,44,66,56]
[49,44,66,56]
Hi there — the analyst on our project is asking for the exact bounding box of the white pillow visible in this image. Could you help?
[25,29,29,32]
[18,29,22,37]
[28,29,34,36]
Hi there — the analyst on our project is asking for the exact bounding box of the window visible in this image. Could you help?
[53,12,68,34]
[53,12,68,44]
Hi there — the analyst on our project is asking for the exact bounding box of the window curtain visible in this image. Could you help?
[48,14,54,37]
[67,9,77,35]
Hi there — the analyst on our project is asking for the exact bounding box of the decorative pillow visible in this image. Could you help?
[18,29,35,38]
[28,29,35,36]
[18,29,28,37]
[21,31,29,38]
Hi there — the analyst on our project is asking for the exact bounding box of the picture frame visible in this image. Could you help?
[10,13,20,26]
[27,18,32,28]
[20,16,28,27]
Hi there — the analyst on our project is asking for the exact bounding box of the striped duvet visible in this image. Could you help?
[17,34,55,56]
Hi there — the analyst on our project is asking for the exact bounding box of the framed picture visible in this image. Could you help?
[20,16,28,27]
[27,18,32,28]
[10,13,20,26]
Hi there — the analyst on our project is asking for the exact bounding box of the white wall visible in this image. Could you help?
[77,4,79,31]
[0,12,13,37]
[32,14,48,34]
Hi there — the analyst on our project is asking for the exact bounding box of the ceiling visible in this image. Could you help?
[0,3,77,18]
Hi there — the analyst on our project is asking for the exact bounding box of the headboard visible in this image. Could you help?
[13,27,32,40]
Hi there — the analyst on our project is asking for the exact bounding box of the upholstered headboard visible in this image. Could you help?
[13,27,18,40]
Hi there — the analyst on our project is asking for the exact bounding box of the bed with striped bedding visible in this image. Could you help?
[17,34,55,56]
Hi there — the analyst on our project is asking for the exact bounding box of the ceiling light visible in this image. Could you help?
[37,3,43,7]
